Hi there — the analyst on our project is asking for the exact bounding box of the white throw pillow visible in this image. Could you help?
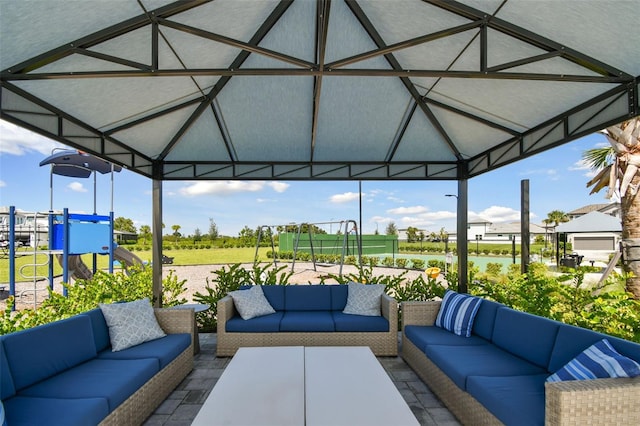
[342,281,385,316]
[99,298,166,352]
[229,286,276,320]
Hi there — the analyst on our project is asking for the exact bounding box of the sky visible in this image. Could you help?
[0,119,614,238]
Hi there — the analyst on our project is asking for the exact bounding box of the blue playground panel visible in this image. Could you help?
[51,213,111,255]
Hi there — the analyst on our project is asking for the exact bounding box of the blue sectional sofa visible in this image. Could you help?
[0,307,194,426]
[402,296,640,425]
[217,284,398,356]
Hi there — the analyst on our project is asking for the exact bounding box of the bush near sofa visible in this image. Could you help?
[0,306,194,426]
[216,284,398,356]
[401,296,640,426]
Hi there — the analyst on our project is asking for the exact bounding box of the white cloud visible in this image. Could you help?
[67,182,87,193]
[179,181,266,197]
[268,182,289,193]
[387,205,428,215]
[0,120,62,155]
[418,210,456,221]
[470,206,520,223]
[330,192,360,203]
[369,215,393,224]
[0,180,5,187]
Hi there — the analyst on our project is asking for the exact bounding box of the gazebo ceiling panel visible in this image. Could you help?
[168,0,279,45]
[430,78,619,131]
[359,0,474,45]
[164,108,231,163]
[314,76,412,162]
[1,0,637,181]
[110,103,200,158]
[216,75,313,162]
[13,77,202,131]
[495,0,640,74]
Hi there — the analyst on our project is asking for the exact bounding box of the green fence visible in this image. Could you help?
[278,233,397,255]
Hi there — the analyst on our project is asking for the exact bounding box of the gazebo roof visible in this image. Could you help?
[1,0,639,181]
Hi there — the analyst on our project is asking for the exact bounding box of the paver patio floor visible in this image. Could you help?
[143,333,460,426]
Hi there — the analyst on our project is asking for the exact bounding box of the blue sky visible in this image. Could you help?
[0,119,613,237]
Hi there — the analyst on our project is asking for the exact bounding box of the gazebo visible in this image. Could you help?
[1,0,638,301]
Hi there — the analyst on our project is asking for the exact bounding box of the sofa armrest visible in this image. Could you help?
[154,308,194,335]
[545,377,640,425]
[381,293,397,324]
[401,300,441,329]
[217,295,236,334]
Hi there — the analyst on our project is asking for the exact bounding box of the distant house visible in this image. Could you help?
[555,211,622,261]
[446,219,547,244]
[567,203,620,220]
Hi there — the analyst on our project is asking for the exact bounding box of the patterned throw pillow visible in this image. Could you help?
[342,281,385,316]
[229,286,276,320]
[547,339,640,382]
[99,298,166,352]
[434,290,482,337]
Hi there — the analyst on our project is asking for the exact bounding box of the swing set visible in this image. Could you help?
[255,219,362,276]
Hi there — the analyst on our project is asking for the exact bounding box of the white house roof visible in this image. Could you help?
[1,0,638,181]
[555,211,621,233]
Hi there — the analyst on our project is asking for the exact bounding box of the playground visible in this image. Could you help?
[0,150,143,309]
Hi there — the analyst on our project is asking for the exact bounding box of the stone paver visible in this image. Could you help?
[144,334,460,426]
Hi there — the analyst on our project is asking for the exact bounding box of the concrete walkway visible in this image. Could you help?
[144,334,460,426]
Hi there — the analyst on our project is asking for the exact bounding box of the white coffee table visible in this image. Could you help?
[191,346,419,426]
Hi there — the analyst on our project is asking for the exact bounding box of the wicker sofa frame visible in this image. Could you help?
[216,292,398,357]
[401,300,640,426]
[100,308,195,426]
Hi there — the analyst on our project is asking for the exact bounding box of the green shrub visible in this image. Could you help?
[395,258,407,269]
[1,266,187,335]
[381,257,395,267]
[410,259,425,270]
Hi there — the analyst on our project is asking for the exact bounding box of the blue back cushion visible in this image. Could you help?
[492,308,560,369]
[285,286,332,310]
[2,315,97,391]
[0,338,17,399]
[471,299,503,340]
[330,285,349,310]
[260,286,286,311]
[81,308,111,352]
[548,323,640,373]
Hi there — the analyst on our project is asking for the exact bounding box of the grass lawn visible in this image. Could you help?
[0,247,272,284]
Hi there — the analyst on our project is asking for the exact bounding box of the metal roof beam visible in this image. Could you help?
[310,0,331,161]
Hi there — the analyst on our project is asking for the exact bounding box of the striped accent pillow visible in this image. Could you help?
[434,290,482,337]
[547,339,640,382]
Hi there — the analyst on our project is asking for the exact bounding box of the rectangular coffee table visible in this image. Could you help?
[191,346,419,426]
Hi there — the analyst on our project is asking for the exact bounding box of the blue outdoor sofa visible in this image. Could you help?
[0,305,194,426]
[401,294,640,425]
[216,283,398,356]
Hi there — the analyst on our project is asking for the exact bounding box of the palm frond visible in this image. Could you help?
[582,147,614,170]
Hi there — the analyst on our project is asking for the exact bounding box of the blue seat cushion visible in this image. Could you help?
[0,339,16,400]
[492,308,559,369]
[82,308,111,352]
[19,358,158,412]
[425,344,547,390]
[404,325,490,352]
[2,315,97,391]
[260,285,286,311]
[471,299,503,341]
[280,311,335,332]
[3,396,110,426]
[330,285,349,310]
[332,312,389,332]
[466,374,547,426]
[97,333,191,369]
[549,323,640,373]
[226,312,284,332]
[285,286,332,311]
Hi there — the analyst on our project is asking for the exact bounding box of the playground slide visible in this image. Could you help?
[56,247,143,281]
[113,246,144,268]
[56,254,93,281]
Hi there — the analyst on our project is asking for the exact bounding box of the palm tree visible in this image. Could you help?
[584,117,640,299]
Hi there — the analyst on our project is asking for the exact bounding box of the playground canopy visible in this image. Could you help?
[1,0,639,297]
